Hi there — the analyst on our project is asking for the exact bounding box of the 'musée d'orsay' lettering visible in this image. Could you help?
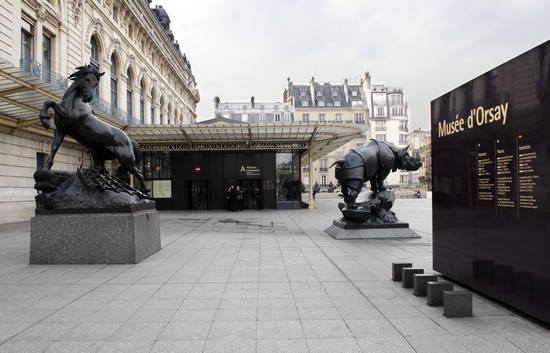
[438,102,509,138]
[438,115,465,137]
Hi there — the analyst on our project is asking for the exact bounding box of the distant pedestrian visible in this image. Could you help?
[229,186,237,212]
[255,186,263,210]
[313,182,320,201]
[236,186,244,210]
[226,186,233,211]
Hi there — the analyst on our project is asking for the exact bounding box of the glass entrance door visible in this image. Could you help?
[187,180,208,210]
[239,179,262,209]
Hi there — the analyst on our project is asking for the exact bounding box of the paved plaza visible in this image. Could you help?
[0,193,549,352]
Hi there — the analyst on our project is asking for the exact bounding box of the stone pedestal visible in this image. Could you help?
[413,274,439,296]
[30,209,161,264]
[392,263,412,281]
[325,220,420,239]
[427,281,454,306]
[443,291,473,317]
[402,268,424,288]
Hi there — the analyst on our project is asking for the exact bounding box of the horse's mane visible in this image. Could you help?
[68,64,104,81]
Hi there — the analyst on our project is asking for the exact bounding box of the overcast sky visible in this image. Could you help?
[153,0,550,129]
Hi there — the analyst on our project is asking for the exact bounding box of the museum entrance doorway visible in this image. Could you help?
[240,179,262,209]
[187,180,208,210]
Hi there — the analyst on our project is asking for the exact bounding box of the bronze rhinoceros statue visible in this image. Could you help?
[331,139,422,209]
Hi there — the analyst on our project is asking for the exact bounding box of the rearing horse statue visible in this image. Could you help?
[39,64,150,196]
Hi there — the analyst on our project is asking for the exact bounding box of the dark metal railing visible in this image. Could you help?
[19,59,69,91]
[20,59,145,126]
[91,96,140,125]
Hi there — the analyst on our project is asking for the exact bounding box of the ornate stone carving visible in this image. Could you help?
[87,17,103,39]
[69,0,84,24]
[109,38,121,56]
[36,5,46,22]
[125,54,136,71]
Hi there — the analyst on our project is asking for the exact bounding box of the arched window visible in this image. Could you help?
[126,68,133,122]
[90,36,100,99]
[90,36,99,67]
[150,89,155,124]
[110,55,118,115]
[139,79,145,124]
[160,98,164,124]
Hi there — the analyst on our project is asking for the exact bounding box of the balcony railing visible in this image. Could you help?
[91,96,140,125]
[20,59,146,126]
[375,127,387,131]
[20,59,69,91]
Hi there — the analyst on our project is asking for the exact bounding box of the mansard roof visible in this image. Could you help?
[289,82,367,108]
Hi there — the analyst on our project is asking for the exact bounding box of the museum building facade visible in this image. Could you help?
[0,0,199,223]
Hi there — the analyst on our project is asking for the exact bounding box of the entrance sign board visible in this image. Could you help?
[431,40,550,323]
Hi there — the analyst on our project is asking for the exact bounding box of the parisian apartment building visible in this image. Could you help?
[409,128,431,186]
[0,0,199,223]
[285,73,411,189]
[213,73,413,190]
[213,96,293,124]
[418,133,432,190]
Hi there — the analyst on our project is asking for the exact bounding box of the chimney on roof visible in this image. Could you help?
[214,96,220,108]
[344,78,349,102]
[310,76,315,105]
[362,72,371,90]
[283,89,288,102]
[251,96,255,108]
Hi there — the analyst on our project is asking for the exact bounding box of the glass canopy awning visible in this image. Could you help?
[125,120,366,163]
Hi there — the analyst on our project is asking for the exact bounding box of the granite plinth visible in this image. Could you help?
[402,268,424,288]
[325,219,420,239]
[427,281,454,306]
[392,262,412,281]
[30,209,160,264]
[444,291,473,317]
[413,274,439,296]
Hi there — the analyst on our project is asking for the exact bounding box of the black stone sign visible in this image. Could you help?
[431,40,550,323]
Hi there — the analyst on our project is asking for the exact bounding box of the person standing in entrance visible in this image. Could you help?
[226,185,233,211]
[236,186,244,211]
[229,185,237,212]
[255,186,263,210]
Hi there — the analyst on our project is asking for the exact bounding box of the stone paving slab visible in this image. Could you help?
[0,195,549,352]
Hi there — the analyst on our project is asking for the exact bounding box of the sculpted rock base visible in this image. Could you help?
[338,190,398,224]
[34,169,154,214]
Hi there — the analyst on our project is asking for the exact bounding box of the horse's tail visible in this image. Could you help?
[131,139,142,165]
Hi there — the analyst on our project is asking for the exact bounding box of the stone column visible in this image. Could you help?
[308,144,314,209]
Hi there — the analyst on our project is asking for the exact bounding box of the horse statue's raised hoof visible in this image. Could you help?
[39,116,50,129]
